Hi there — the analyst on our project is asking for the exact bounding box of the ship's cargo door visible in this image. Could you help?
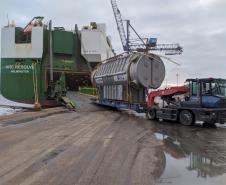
[46,71,91,91]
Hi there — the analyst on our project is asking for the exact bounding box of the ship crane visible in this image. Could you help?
[110,0,183,55]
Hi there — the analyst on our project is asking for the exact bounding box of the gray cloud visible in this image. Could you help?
[0,0,225,85]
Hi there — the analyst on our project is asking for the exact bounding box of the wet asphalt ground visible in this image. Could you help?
[0,93,164,185]
[0,92,226,185]
[70,92,226,185]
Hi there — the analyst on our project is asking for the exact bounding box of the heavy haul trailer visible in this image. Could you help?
[146,78,226,126]
[0,17,114,107]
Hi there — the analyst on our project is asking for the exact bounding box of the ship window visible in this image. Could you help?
[15,28,31,44]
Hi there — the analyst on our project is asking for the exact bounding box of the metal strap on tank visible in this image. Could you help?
[126,53,141,102]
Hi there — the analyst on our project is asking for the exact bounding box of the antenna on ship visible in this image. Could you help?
[7,13,9,27]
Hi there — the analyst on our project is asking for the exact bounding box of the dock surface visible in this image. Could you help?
[0,93,163,185]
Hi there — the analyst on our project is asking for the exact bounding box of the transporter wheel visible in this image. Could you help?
[179,110,194,126]
[146,108,157,120]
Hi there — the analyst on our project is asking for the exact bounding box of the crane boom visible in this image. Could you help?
[110,0,128,51]
[132,43,183,55]
[110,0,183,55]
[152,44,183,55]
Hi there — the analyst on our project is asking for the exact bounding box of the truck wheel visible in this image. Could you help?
[146,108,157,120]
[179,110,194,126]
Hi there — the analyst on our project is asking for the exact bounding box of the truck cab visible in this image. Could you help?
[147,78,226,126]
[183,78,226,109]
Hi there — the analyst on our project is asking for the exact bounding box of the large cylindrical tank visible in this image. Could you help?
[92,52,165,103]
[92,53,165,89]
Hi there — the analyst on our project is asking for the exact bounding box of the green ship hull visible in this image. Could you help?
[1,17,114,106]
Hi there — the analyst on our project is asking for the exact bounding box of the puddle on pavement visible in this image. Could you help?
[117,109,226,184]
[154,123,226,185]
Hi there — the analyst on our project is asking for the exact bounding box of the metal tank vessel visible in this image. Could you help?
[92,52,165,104]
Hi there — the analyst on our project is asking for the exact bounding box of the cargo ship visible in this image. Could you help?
[0,16,114,107]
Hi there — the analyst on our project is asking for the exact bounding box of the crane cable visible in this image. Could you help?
[139,52,181,66]
[155,54,181,66]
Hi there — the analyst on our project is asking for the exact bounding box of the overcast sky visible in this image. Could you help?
[0,0,226,86]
